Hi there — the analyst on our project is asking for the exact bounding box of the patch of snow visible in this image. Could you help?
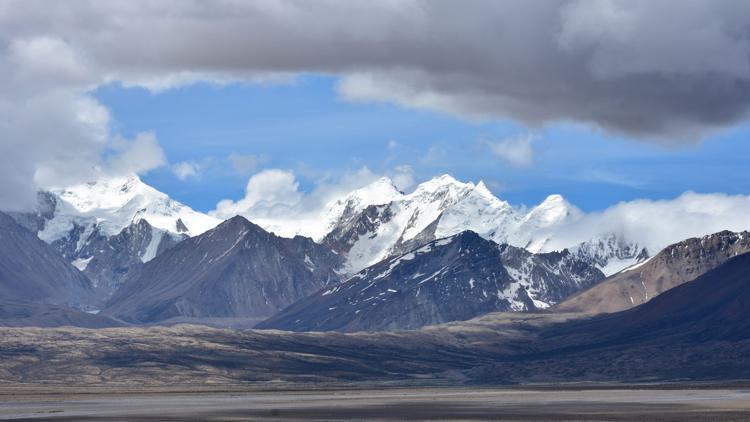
[71,256,93,271]
[304,254,315,269]
[622,255,654,273]
[140,228,164,263]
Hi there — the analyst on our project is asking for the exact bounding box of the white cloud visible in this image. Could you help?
[211,169,750,258]
[212,169,303,221]
[171,161,200,180]
[106,132,167,177]
[387,139,399,150]
[210,166,399,239]
[487,134,535,167]
[3,1,750,209]
[388,165,415,191]
[543,191,750,255]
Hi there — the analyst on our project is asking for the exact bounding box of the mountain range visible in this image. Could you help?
[3,248,750,385]
[3,172,750,333]
[258,231,603,331]
[9,176,220,303]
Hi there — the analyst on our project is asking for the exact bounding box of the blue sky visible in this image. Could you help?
[94,75,750,214]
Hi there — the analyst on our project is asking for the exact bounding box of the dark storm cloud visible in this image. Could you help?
[1,0,750,207]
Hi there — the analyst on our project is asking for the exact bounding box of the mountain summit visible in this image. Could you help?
[10,175,221,302]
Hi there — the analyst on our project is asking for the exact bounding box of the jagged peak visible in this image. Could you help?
[40,174,221,241]
[411,174,474,196]
[346,177,403,204]
[221,214,255,229]
[474,180,491,195]
[524,194,580,226]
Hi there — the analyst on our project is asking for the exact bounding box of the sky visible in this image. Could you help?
[2,0,750,216]
[95,76,750,213]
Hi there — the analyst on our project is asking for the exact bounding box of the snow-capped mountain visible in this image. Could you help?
[568,233,649,276]
[243,177,405,241]
[40,175,219,241]
[258,231,604,332]
[311,174,629,275]
[10,175,221,302]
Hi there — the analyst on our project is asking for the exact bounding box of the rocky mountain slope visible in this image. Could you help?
[102,216,343,325]
[0,211,96,310]
[4,251,750,385]
[556,230,750,314]
[9,176,220,302]
[258,231,604,332]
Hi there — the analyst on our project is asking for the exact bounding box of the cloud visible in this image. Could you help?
[213,169,750,257]
[387,139,399,150]
[212,169,303,221]
[210,166,400,239]
[171,161,200,180]
[486,134,535,167]
[227,153,270,176]
[3,1,750,207]
[543,191,750,255]
[387,165,415,191]
[106,132,167,177]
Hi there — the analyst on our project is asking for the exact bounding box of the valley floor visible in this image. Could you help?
[1,385,750,421]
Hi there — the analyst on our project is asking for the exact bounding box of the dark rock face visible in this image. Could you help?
[10,194,187,305]
[64,219,186,302]
[258,231,604,332]
[557,230,750,314]
[0,211,95,310]
[498,245,607,310]
[102,216,343,324]
[322,204,394,259]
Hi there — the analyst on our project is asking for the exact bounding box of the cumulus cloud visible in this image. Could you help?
[106,132,167,177]
[212,169,303,220]
[212,168,750,255]
[3,1,750,207]
[211,167,401,239]
[544,191,750,255]
[486,134,535,167]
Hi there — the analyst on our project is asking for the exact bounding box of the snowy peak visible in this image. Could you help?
[320,177,404,238]
[524,195,580,227]
[348,177,403,204]
[41,174,220,242]
[409,174,474,201]
[569,232,649,276]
